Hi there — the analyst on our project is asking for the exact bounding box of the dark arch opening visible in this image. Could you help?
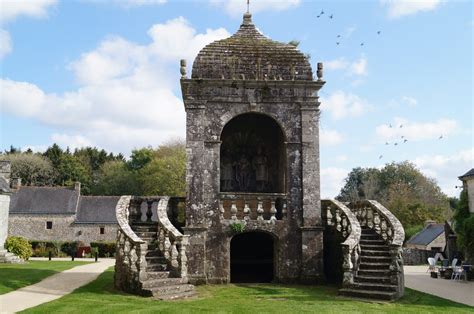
[230,232,274,283]
[220,113,286,193]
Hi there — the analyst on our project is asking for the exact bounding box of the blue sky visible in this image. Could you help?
[0,0,472,198]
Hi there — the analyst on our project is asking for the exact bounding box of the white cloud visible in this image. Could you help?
[413,148,474,196]
[320,91,369,120]
[320,129,344,146]
[381,0,442,18]
[0,0,57,23]
[0,0,57,59]
[321,167,348,198]
[401,96,418,107]
[376,117,458,142]
[119,0,167,7]
[325,56,367,77]
[210,0,300,17]
[0,28,11,58]
[50,134,93,150]
[336,155,348,162]
[1,17,230,154]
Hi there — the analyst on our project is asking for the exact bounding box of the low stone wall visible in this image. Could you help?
[402,247,432,265]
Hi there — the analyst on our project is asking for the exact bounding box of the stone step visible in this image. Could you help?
[359,262,391,270]
[146,256,168,264]
[146,264,168,272]
[360,250,391,257]
[352,282,397,292]
[359,239,386,245]
[358,269,391,277]
[360,244,389,251]
[146,250,163,257]
[150,284,195,300]
[355,275,392,284]
[134,231,157,237]
[339,288,396,301]
[360,256,392,264]
[142,277,188,289]
[146,271,171,280]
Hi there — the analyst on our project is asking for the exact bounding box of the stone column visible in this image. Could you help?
[299,101,324,283]
[0,161,11,251]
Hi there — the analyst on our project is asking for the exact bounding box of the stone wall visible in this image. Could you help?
[402,248,432,265]
[0,195,10,249]
[8,215,118,245]
[9,214,76,242]
[73,223,117,244]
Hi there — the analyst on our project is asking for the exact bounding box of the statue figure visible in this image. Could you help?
[253,146,269,192]
[234,155,251,191]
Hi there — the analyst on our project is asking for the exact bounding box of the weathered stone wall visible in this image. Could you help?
[8,215,118,245]
[466,179,474,214]
[402,247,432,265]
[182,79,324,284]
[8,214,76,242]
[0,195,10,249]
[73,224,118,245]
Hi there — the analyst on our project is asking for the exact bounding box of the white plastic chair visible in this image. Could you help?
[451,258,461,280]
[427,257,436,273]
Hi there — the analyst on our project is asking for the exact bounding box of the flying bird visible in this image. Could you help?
[394,142,398,146]
[329,14,333,19]
[317,15,320,18]
[377,31,381,35]
[399,124,403,128]
[385,142,390,145]
[337,34,341,38]
[379,155,383,159]
[403,139,408,143]
[439,135,443,139]
[336,42,340,45]
[389,124,393,128]
[320,10,325,15]
[360,42,365,46]
[401,135,405,139]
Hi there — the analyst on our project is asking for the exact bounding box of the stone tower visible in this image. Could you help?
[180,13,325,284]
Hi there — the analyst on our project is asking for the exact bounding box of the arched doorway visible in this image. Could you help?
[230,232,274,283]
[220,113,286,193]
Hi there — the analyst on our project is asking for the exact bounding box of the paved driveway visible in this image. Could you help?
[404,265,474,307]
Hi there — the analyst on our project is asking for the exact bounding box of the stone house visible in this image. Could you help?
[459,168,474,213]
[8,181,119,245]
[405,222,446,251]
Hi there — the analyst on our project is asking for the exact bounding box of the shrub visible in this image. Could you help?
[30,240,79,257]
[61,241,79,256]
[229,222,246,234]
[90,241,116,257]
[5,236,32,260]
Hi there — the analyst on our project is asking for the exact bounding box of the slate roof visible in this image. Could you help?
[75,196,120,224]
[459,168,474,180]
[9,186,80,214]
[191,13,312,81]
[407,223,444,246]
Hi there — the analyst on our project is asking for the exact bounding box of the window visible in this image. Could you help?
[46,221,53,229]
[100,227,105,234]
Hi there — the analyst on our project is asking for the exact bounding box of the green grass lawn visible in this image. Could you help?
[22,268,473,313]
[0,260,91,294]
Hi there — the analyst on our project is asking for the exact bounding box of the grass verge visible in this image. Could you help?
[23,267,473,313]
[0,260,91,294]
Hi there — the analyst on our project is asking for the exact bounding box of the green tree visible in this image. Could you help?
[92,161,140,196]
[57,154,91,193]
[43,144,64,168]
[337,161,450,228]
[0,153,56,186]
[128,147,154,171]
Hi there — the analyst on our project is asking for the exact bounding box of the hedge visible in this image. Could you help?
[90,241,116,257]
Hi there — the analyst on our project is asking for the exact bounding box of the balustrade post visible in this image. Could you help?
[163,230,171,260]
[243,202,250,221]
[326,207,333,226]
[219,200,225,220]
[270,201,277,222]
[230,201,238,220]
[146,200,153,222]
[179,236,189,278]
[170,238,179,269]
[256,200,264,221]
[341,244,354,287]
[282,202,287,219]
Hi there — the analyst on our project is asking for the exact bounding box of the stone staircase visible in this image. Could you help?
[115,196,194,300]
[0,249,24,263]
[131,222,195,299]
[339,227,398,300]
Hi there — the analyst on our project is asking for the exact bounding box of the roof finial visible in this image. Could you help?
[247,0,250,13]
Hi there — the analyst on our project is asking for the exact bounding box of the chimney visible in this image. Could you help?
[11,177,21,189]
[0,160,11,183]
[74,182,81,194]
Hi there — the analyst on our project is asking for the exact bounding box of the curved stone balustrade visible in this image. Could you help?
[156,196,189,279]
[115,195,148,294]
[219,192,287,223]
[321,199,361,287]
[349,200,404,246]
[348,200,405,298]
